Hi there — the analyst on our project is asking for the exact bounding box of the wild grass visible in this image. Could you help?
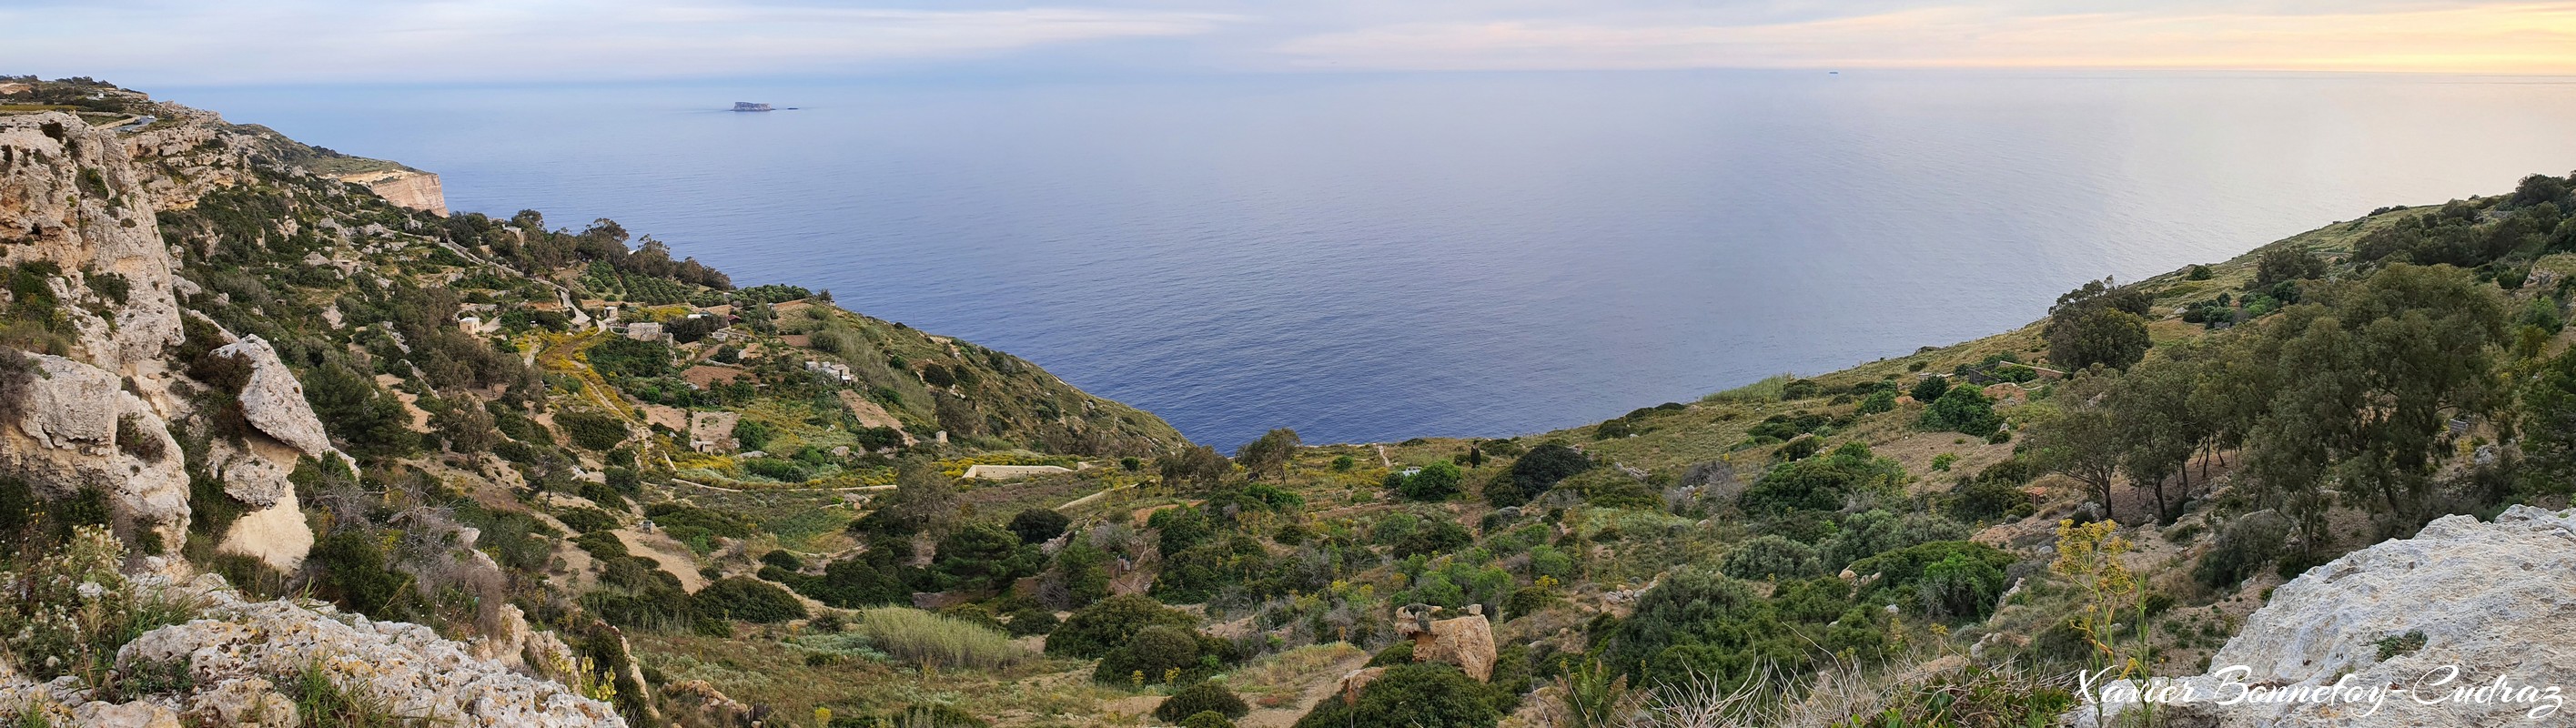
[854,607,1027,671]
[1705,374,1793,403]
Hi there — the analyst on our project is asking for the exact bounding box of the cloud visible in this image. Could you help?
[4,0,2573,83]
[1271,2,2576,73]
[0,0,1243,84]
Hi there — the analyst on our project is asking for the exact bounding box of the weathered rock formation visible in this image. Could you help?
[0,573,624,727]
[1398,603,1500,682]
[2073,506,2576,727]
[333,168,449,217]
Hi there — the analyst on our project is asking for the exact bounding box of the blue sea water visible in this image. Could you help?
[159,71,2576,449]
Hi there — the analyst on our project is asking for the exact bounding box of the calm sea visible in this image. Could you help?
[160,71,2576,449]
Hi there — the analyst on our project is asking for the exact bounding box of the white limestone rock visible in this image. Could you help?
[2073,506,2576,727]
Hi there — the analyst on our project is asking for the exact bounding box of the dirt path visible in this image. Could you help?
[1239,653,1371,728]
[614,528,707,592]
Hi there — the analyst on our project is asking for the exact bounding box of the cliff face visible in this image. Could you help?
[333,168,449,217]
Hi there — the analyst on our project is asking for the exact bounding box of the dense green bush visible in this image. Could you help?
[1486,443,1591,507]
[1156,682,1251,722]
[1848,541,2015,620]
[1738,442,1904,516]
[2194,511,2290,588]
[555,507,620,534]
[1395,460,1464,501]
[1094,624,1202,684]
[932,523,1041,593]
[1005,606,1060,637]
[1917,385,2001,435]
[695,577,807,622]
[586,337,672,379]
[553,410,629,450]
[1179,712,1237,728]
[1392,519,1474,559]
[1857,389,1898,414]
[1291,664,1499,728]
[1150,505,1217,556]
[1720,535,1823,581]
[1046,594,1197,659]
[1007,508,1071,545]
[310,530,406,617]
[1367,642,1414,667]
[1908,376,1951,405]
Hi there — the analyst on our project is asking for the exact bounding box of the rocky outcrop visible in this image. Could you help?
[211,336,337,460]
[0,353,189,549]
[0,112,186,379]
[100,575,622,727]
[1396,604,1499,682]
[333,169,449,217]
[2072,506,2576,727]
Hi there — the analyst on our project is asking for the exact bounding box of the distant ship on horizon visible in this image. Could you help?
[732,102,773,112]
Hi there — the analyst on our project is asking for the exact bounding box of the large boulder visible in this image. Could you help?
[1396,604,1499,682]
[209,336,337,459]
[2072,506,2576,727]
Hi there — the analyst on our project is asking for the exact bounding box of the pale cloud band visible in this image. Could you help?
[1275,3,2576,74]
[3,0,2573,84]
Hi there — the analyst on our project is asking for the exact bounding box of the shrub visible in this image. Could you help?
[1046,594,1196,659]
[311,530,407,617]
[2194,511,2290,588]
[1392,519,1473,559]
[1917,386,2001,435]
[1367,642,1414,667]
[1005,606,1060,637]
[1856,389,1897,414]
[854,607,1025,670]
[695,577,807,623]
[1291,663,1498,728]
[1909,375,1951,404]
[1180,712,1237,728]
[1008,508,1071,545]
[1094,624,1202,684]
[554,410,629,450]
[760,550,804,571]
[1738,442,1904,516]
[1945,478,2035,523]
[1150,506,1216,556]
[1156,682,1252,722]
[555,507,620,534]
[1720,535,1822,581]
[1396,460,1463,501]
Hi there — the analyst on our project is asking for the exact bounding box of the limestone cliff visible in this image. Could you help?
[332,168,449,217]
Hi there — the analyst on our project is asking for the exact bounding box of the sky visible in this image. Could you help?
[5,0,2576,85]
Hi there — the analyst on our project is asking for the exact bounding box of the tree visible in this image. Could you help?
[1234,429,1301,480]
[2248,264,2507,531]
[2107,351,2207,523]
[2523,346,2576,496]
[2028,371,2125,523]
[933,523,1040,593]
[2045,278,2153,371]
[2047,304,2151,372]
[1158,445,1231,492]
[888,457,960,536]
